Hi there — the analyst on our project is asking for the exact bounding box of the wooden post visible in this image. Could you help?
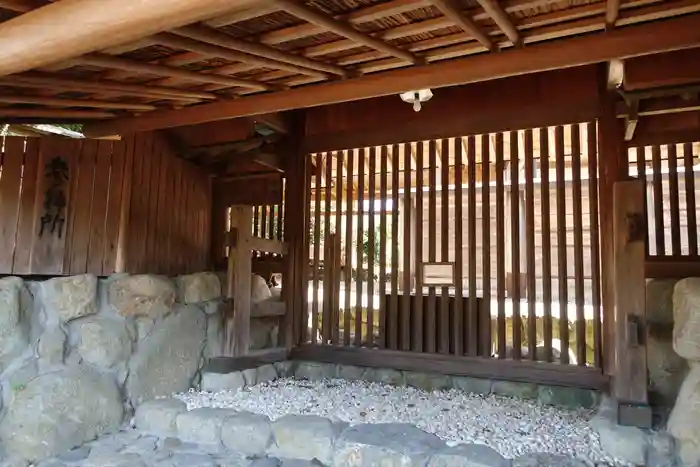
[225,205,252,357]
[598,79,629,376]
[612,179,650,427]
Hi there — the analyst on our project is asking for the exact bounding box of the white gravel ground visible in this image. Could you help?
[174,378,627,466]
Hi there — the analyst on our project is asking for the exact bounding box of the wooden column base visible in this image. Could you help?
[617,401,653,428]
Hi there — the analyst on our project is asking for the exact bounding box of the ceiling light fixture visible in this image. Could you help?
[399,88,433,112]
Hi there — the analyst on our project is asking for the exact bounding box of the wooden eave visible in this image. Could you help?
[0,0,695,139]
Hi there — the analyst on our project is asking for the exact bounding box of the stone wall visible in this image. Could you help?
[0,271,277,464]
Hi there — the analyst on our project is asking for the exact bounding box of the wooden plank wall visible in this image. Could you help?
[0,134,210,276]
[306,122,603,368]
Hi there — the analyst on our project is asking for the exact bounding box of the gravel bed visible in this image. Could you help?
[174,377,626,466]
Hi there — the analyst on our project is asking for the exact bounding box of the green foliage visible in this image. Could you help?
[52,123,84,132]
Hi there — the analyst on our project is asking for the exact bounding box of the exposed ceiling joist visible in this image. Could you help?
[172,24,348,77]
[275,0,421,65]
[0,94,157,111]
[431,0,493,50]
[607,0,621,28]
[83,14,700,138]
[475,0,521,46]
[0,0,264,78]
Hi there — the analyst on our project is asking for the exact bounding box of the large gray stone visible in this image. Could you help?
[108,275,176,319]
[177,407,236,445]
[204,312,223,358]
[271,415,337,464]
[77,317,132,368]
[511,453,587,467]
[428,444,509,467]
[42,274,97,323]
[274,361,293,378]
[591,398,648,465]
[126,305,206,405]
[135,398,187,436]
[404,371,453,391]
[668,363,700,467]
[153,453,218,467]
[673,278,700,361]
[294,361,335,380]
[334,423,444,467]
[257,364,278,384]
[363,367,404,386]
[221,411,272,456]
[37,328,65,367]
[452,377,492,395]
[201,372,245,392]
[647,279,688,406]
[646,431,677,467]
[83,452,146,467]
[176,272,221,304]
[0,366,123,462]
[491,380,537,399]
[251,274,272,303]
[0,277,30,371]
[336,364,366,381]
[537,385,598,408]
[251,317,280,350]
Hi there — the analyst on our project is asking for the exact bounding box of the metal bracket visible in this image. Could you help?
[625,212,645,243]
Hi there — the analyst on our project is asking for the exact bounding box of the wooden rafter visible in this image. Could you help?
[0,0,265,77]
[77,54,270,91]
[83,13,700,137]
[0,108,115,119]
[607,0,621,27]
[475,0,521,46]
[172,25,348,77]
[0,94,157,111]
[0,74,217,102]
[431,0,493,50]
[275,0,421,65]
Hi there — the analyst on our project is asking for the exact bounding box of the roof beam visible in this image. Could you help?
[0,94,157,111]
[0,108,115,119]
[172,25,348,77]
[77,54,270,91]
[0,0,265,78]
[432,0,493,50]
[607,0,621,28]
[83,13,700,138]
[274,0,421,65]
[624,47,700,91]
[474,0,521,46]
[251,113,290,134]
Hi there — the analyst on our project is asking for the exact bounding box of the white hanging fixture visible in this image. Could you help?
[399,88,433,112]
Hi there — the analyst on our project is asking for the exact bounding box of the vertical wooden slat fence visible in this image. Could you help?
[304,122,606,382]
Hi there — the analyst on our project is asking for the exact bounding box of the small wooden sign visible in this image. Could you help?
[422,262,455,286]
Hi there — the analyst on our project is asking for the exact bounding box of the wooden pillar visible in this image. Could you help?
[283,110,310,347]
[225,205,252,357]
[598,81,628,376]
[612,179,650,427]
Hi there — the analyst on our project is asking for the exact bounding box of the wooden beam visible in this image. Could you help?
[0,0,45,13]
[0,108,115,119]
[474,0,520,46]
[607,0,621,28]
[83,14,700,137]
[205,4,280,28]
[624,47,700,90]
[77,54,270,91]
[275,0,421,65]
[251,113,290,134]
[171,25,348,77]
[0,0,264,77]
[432,0,493,50]
[0,74,217,102]
[624,99,639,141]
[225,206,253,356]
[0,94,157,111]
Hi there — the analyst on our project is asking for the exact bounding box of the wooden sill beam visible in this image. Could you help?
[432,0,493,50]
[172,25,348,77]
[0,0,264,78]
[83,13,700,137]
[475,0,521,46]
[275,0,421,65]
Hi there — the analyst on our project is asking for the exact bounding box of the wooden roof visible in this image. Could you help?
[0,0,698,132]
